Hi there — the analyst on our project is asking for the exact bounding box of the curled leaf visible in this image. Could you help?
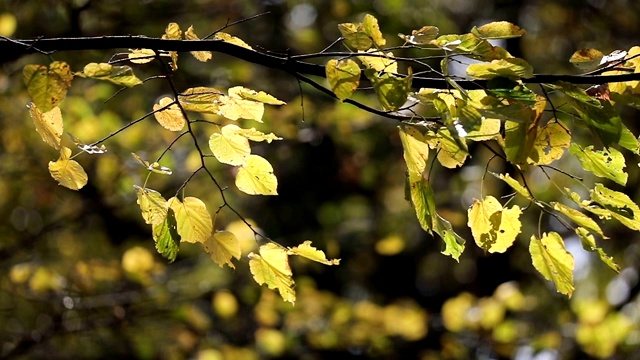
[48,147,88,190]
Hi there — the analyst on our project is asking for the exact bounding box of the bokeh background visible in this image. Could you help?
[1,0,640,358]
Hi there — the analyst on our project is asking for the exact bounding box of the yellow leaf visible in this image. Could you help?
[471,21,526,39]
[527,122,571,165]
[185,25,212,62]
[228,86,285,105]
[326,59,361,101]
[153,97,186,131]
[399,26,439,45]
[552,202,604,238]
[467,196,522,253]
[399,125,429,177]
[249,243,295,304]
[570,48,604,71]
[162,23,181,70]
[361,14,386,47]
[575,227,619,272]
[81,62,142,87]
[338,22,373,50]
[209,124,251,166]
[466,118,501,141]
[48,147,88,190]
[203,230,241,269]
[232,127,282,143]
[436,128,469,168]
[590,183,640,230]
[128,48,156,64]
[467,58,534,80]
[530,232,575,296]
[178,86,223,113]
[357,50,398,73]
[168,197,213,244]
[23,61,73,112]
[217,95,264,122]
[214,32,253,49]
[28,103,63,150]
[491,173,532,200]
[235,155,278,195]
[135,185,168,225]
[287,241,340,265]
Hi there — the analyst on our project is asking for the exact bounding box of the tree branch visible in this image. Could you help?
[3,36,640,89]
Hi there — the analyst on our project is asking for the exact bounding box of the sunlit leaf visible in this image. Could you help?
[467,58,534,80]
[570,48,604,71]
[569,144,627,185]
[128,48,156,64]
[23,61,73,112]
[235,155,278,195]
[527,122,571,165]
[288,241,340,265]
[168,196,213,244]
[178,86,223,113]
[399,125,429,176]
[217,95,264,122]
[491,172,532,200]
[232,127,282,143]
[466,118,501,141]
[471,21,526,39]
[203,230,241,269]
[28,103,62,150]
[209,124,251,166]
[338,22,373,50]
[162,22,181,70]
[48,146,88,190]
[501,101,543,164]
[185,25,212,62]
[436,127,469,168]
[152,208,180,262]
[67,133,107,154]
[399,26,439,45]
[431,33,510,61]
[361,14,386,47]
[135,185,168,225]
[529,232,575,297]
[228,86,285,105]
[365,69,410,111]
[214,32,252,49]
[552,202,604,238]
[131,153,173,175]
[249,243,295,304]
[153,97,186,131]
[435,214,466,261]
[468,195,522,253]
[326,59,361,101]
[358,50,398,73]
[590,183,640,231]
[575,227,619,272]
[81,62,142,87]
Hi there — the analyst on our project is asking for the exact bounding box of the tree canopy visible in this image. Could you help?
[2,1,640,359]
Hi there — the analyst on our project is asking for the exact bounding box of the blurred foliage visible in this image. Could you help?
[2,0,640,359]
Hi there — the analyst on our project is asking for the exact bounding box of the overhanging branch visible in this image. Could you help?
[3,36,640,89]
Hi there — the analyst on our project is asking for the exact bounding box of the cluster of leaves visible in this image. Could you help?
[22,23,339,304]
[324,15,640,297]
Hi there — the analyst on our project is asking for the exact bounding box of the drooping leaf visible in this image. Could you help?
[491,172,532,200]
[399,125,429,176]
[358,50,398,73]
[471,21,526,39]
[161,22,182,70]
[569,144,627,186]
[28,103,63,150]
[81,63,142,87]
[365,69,410,111]
[570,48,605,71]
[575,227,619,272]
[231,127,282,143]
[128,48,156,64]
[436,127,469,168]
[552,202,605,238]
[168,197,213,244]
[23,61,73,112]
[228,86,285,105]
[338,22,373,50]
[185,25,212,62]
[529,232,575,297]
[203,230,241,269]
[326,59,361,101]
[135,185,168,225]
[178,86,223,113]
[209,124,251,166]
[48,146,88,190]
[399,26,439,45]
[249,243,296,304]
[467,196,522,253]
[527,121,571,165]
[590,183,640,231]
[214,32,253,49]
[361,14,386,47]
[131,153,173,175]
[467,58,534,80]
[217,95,264,122]
[235,155,278,195]
[430,33,510,61]
[501,100,544,165]
[152,208,180,262]
[466,118,501,141]
[287,241,340,265]
[153,97,186,131]
[434,214,466,261]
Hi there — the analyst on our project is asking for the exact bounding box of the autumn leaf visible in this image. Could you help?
[23,61,73,112]
[529,232,575,297]
[468,196,522,253]
[153,97,186,131]
[227,86,285,105]
[185,25,212,62]
[168,197,213,244]
[288,241,340,265]
[326,59,361,101]
[249,243,296,304]
[81,62,142,87]
[28,103,63,150]
[48,146,88,190]
[471,21,526,39]
[203,230,241,269]
[152,208,180,262]
[235,155,278,195]
[209,124,251,166]
[135,185,168,225]
[399,125,429,177]
[569,144,627,186]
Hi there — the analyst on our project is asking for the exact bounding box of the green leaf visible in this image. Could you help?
[326,59,361,101]
[228,86,285,105]
[365,70,410,111]
[287,241,340,265]
[527,121,571,165]
[570,48,604,71]
[23,61,73,112]
[338,22,373,50]
[569,144,627,185]
[466,58,534,80]
[249,243,296,304]
[235,155,278,195]
[467,196,522,253]
[436,127,469,168]
[530,232,575,297]
[491,172,532,200]
[209,124,251,166]
[399,125,429,177]
[471,21,526,39]
[361,14,386,47]
[575,227,619,272]
[168,196,213,244]
[399,26,439,45]
[81,62,142,87]
[616,124,639,154]
[552,202,605,238]
[501,101,543,165]
[590,183,640,230]
[486,77,537,104]
[28,103,63,150]
[152,208,180,263]
[135,185,168,225]
[178,86,223,113]
[434,214,466,262]
[48,147,88,190]
[203,230,241,269]
[431,33,511,60]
